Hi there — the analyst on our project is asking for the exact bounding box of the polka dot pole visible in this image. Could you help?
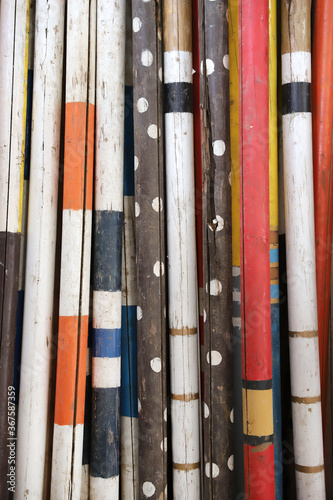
[132,0,168,496]
[50,1,94,497]
[239,0,276,496]
[229,0,245,495]
[0,1,31,496]
[313,0,333,423]
[163,0,201,497]
[120,5,139,497]
[15,1,65,497]
[200,1,233,498]
[90,1,125,497]
[281,1,325,497]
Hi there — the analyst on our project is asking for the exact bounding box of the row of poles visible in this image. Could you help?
[0,0,333,499]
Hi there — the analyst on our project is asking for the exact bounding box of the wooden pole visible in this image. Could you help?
[163,0,201,497]
[132,0,168,497]
[281,0,325,497]
[313,0,333,422]
[15,1,65,497]
[50,0,94,497]
[0,2,30,497]
[269,1,282,497]
[229,1,245,496]
[200,1,233,498]
[239,0,276,496]
[91,1,125,497]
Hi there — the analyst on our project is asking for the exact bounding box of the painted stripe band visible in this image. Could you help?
[170,327,197,336]
[282,82,311,115]
[173,462,200,471]
[171,392,199,402]
[93,328,121,358]
[164,82,193,113]
[244,434,274,447]
[242,379,272,390]
[291,395,321,405]
[289,330,318,338]
[295,464,325,474]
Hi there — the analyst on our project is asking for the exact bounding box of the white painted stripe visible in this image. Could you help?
[120,416,139,500]
[7,0,30,233]
[95,0,125,212]
[16,1,65,497]
[93,290,122,330]
[232,317,241,328]
[81,464,89,500]
[90,474,119,500]
[66,0,89,103]
[173,469,200,500]
[122,195,137,307]
[170,335,200,396]
[88,0,96,107]
[232,266,240,277]
[59,209,84,317]
[282,113,317,332]
[0,1,15,232]
[171,399,200,464]
[289,336,321,398]
[282,51,311,84]
[81,209,93,316]
[292,401,324,468]
[71,423,85,500]
[165,112,198,329]
[295,470,325,500]
[50,424,74,500]
[164,51,193,84]
[92,356,121,389]
[233,290,241,302]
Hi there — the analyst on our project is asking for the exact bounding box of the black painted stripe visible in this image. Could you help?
[244,434,274,447]
[93,210,123,292]
[282,82,311,115]
[164,82,193,113]
[242,379,272,390]
[90,387,120,478]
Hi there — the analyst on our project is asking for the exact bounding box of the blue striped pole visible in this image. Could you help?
[90,1,126,497]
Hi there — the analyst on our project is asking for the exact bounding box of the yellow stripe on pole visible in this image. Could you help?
[18,0,30,234]
[242,388,274,438]
[229,0,240,267]
[269,0,278,232]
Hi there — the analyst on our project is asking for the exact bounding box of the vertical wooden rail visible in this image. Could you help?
[229,1,245,496]
[15,1,65,498]
[281,1,326,498]
[0,2,30,497]
[120,11,139,496]
[313,0,333,422]
[91,0,125,497]
[50,0,94,497]
[269,1,282,497]
[163,0,201,497]
[132,0,168,496]
[201,1,233,498]
[239,0,276,497]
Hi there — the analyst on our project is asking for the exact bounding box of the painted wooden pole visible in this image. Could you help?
[313,0,333,421]
[15,1,65,498]
[0,2,30,497]
[239,1,276,497]
[132,0,168,497]
[91,0,125,497]
[269,1,282,497]
[163,1,201,498]
[228,1,245,496]
[200,1,233,498]
[120,13,139,495]
[50,1,94,497]
[281,1,325,498]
